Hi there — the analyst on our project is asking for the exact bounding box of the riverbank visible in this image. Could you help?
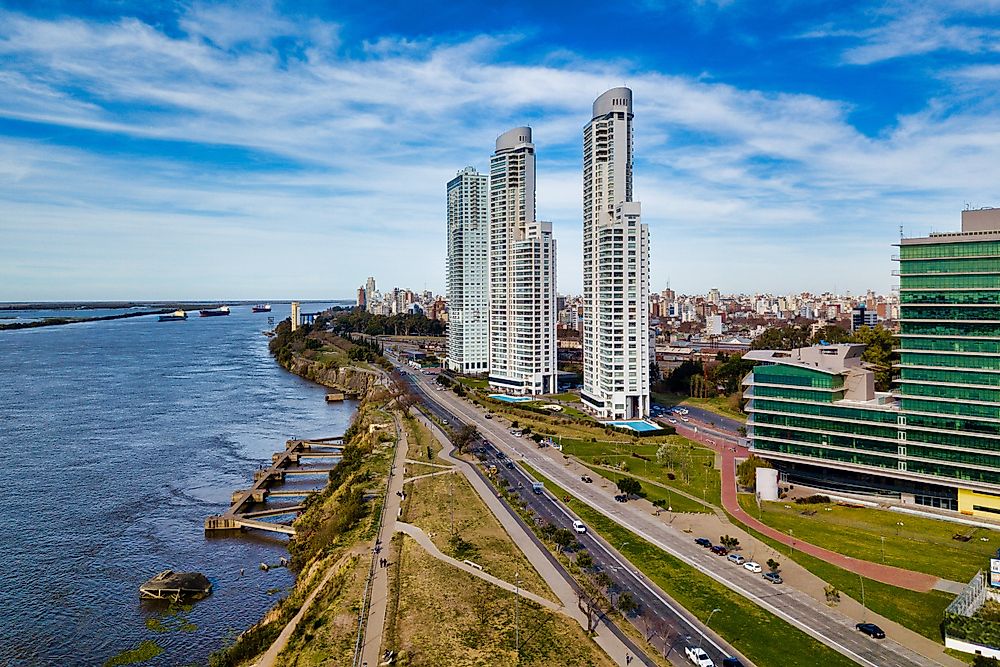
[0,308,179,330]
[208,317,395,667]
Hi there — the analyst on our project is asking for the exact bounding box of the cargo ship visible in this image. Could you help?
[199,306,230,317]
[252,304,272,313]
[158,309,188,322]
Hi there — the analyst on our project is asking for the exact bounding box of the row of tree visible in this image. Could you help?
[329,308,445,336]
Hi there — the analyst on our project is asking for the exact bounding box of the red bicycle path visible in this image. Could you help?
[672,419,942,593]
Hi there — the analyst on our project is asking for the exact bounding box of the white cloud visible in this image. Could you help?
[0,5,998,299]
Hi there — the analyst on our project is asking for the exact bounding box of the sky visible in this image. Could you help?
[2,1,1000,301]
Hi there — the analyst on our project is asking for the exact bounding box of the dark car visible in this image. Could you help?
[614,494,628,503]
[722,658,745,667]
[856,623,885,639]
[711,545,729,556]
[504,461,514,469]
[762,571,783,584]
[694,537,712,548]
[581,475,593,483]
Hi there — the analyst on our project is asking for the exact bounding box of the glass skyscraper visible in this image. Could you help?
[745,209,1000,516]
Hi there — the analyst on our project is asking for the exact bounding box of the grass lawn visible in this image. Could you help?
[387,535,615,667]
[559,436,722,506]
[403,468,554,601]
[404,414,444,462]
[729,500,952,643]
[455,376,490,390]
[737,494,996,584]
[542,392,579,402]
[522,465,857,667]
[583,465,709,514]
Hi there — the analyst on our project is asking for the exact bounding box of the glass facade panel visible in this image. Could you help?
[899,275,1000,289]
[899,241,1000,259]
[900,398,1000,419]
[900,322,1000,337]
[899,352,1000,370]
[753,363,842,388]
[752,385,841,402]
[750,398,900,423]
[900,290,1000,305]
[902,306,1000,321]
[898,337,1000,354]
[899,367,1000,386]
[899,258,1000,274]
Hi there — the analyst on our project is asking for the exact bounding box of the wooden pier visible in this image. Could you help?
[205,436,344,537]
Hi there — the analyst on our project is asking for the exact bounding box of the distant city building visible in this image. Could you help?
[706,314,723,337]
[445,166,490,374]
[581,87,650,419]
[356,286,366,309]
[851,304,878,331]
[488,127,557,394]
[290,301,300,332]
[365,277,376,313]
[745,209,1000,516]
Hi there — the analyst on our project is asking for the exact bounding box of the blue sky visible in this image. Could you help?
[2,0,999,300]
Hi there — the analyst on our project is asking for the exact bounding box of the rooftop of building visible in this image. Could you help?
[592,86,632,119]
[900,208,1000,245]
[744,343,868,375]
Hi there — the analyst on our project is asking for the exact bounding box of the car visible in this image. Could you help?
[485,413,493,419]
[614,494,628,503]
[710,545,728,556]
[668,418,678,424]
[682,417,690,422]
[684,645,715,667]
[581,475,593,483]
[856,623,885,639]
[743,561,762,573]
[762,571,783,584]
[504,461,514,469]
[727,554,745,565]
[441,419,449,426]
[572,520,587,534]
[722,658,745,667]
[694,537,712,548]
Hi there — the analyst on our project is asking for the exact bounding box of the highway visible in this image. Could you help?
[398,363,945,667]
[399,366,747,667]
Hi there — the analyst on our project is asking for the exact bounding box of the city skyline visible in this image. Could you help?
[3,2,1000,300]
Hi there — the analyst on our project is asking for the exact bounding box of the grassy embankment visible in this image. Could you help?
[522,464,858,667]
[208,320,397,667]
[379,434,614,666]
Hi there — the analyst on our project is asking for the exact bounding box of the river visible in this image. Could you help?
[0,302,356,666]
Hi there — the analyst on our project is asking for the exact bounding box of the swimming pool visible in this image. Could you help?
[607,420,662,432]
[489,394,536,403]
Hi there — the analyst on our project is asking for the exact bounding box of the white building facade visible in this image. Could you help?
[446,166,490,374]
[581,87,650,420]
[488,127,557,394]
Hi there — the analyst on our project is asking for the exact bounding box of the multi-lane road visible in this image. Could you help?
[397,362,946,667]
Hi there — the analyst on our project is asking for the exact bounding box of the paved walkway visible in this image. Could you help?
[675,421,944,593]
[411,410,648,667]
[395,521,560,610]
[358,414,409,667]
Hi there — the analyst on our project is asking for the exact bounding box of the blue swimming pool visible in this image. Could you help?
[607,420,662,432]
[489,394,536,403]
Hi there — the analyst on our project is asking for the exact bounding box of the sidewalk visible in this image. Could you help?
[358,414,409,667]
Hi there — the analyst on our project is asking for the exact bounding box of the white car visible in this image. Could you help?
[668,418,678,424]
[685,645,714,667]
[682,417,690,422]
[743,561,762,573]
[572,520,587,534]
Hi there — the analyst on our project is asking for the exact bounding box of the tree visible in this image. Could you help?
[617,590,640,617]
[720,535,740,550]
[452,424,479,454]
[655,443,677,468]
[577,592,606,634]
[810,324,851,345]
[751,324,811,351]
[766,558,780,573]
[576,551,594,569]
[553,528,575,553]
[616,477,642,497]
[712,354,756,395]
[850,325,896,391]
[736,455,772,490]
[665,360,701,393]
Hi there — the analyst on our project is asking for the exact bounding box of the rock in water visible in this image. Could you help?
[139,570,212,601]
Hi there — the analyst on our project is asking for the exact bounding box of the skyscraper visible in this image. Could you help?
[581,87,650,419]
[488,127,557,395]
[365,276,376,313]
[446,166,490,374]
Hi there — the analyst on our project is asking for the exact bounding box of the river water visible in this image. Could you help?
[0,302,356,666]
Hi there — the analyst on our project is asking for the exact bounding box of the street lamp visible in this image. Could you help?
[699,608,722,648]
[880,535,886,563]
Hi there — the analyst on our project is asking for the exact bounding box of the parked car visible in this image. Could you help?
[485,413,493,419]
[710,545,729,556]
[614,494,628,503]
[743,561,762,573]
[572,520,587,534]
[856,623,885,639]
[727,554,745,565]
[504,461,514,469]
[684,645,715,667]
[581,475,593,483]
[722,658,745,667]
[762,572,783,584]
[441,419,449,426]
[668,418,678,424]
[682,417,690,422]
[694,537,712,548]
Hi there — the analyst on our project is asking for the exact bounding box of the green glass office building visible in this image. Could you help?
[745,209,1000,516]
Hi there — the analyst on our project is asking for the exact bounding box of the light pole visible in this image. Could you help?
[880,535,886,563]
[699,608,722,648]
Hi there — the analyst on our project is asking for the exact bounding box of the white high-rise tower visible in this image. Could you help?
[582,87,650,419]
[446,166,490,374]
[488,127,557,395]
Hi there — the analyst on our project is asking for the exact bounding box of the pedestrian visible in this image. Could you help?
[626,655,632,665]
